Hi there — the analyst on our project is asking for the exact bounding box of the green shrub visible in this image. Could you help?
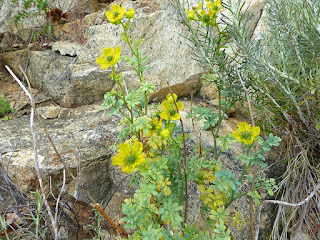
[223,0,320,238]
[0,93,13,119]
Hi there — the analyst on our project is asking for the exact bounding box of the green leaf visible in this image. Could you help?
[217,133,233,152]
[247,174,254,183]
[139,82,155,95]
[213,223,231,240]
[134,38,144,48]
[132,116,151,135]
[247,191,262,206]
[187,104,211,121]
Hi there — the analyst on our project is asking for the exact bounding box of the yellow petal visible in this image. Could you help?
[119,142,131,156]
[176,101,183,110]
[164,186,171,196]
[112,154,125,165]
[133,141,143,153]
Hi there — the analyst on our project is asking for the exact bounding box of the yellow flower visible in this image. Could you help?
[148,117,162,137]
[105,4,125,24]
[160,129,170,139]
[192,2,203,12]
[125,8,135,19]
[160,93,183,121]
[186,2,202,20]
[113,138,145,173]
[232,122,260,145]
[187,12,195,20]
[208,0,221,13]
[157,177,171,196]
[164,186,171,196]
[96,46,121,70]
[200,9,206,17]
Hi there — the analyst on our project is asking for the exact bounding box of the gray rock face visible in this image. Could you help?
[52,41,83,56]
[1,0,269,107]
[0,109,120,203]
[2,0,204,107]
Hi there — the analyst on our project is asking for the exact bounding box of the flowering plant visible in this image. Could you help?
[96,2,281,239]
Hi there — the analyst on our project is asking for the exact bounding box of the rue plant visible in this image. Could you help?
[97,2,281,239]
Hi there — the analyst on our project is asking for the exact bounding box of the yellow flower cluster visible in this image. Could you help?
[198,165,227,211]
[96,4,135,70]
[112,138,146,173]
[186,0,221,25]
[148,117,163,137]
[113,93,183,173]
[105,4,135,25]
[160,93,183,121]
[232,122,260,145]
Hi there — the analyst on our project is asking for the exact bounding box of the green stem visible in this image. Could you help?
[118,109,131,122]
[144,92,148,115]
[120,21,144,82]
[120,21,148,115]
[212,88,225,159]
[112,67,134,123]
[225,146,253,208]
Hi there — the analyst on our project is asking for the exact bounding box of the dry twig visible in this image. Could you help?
[5,65,59,239]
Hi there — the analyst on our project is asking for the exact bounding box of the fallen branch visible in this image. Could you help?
[5,65,59,239]
[255,182,320,240]
[92,203,128,239]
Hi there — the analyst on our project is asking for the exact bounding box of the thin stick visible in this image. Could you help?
[236,66,255,240]
[92,203,128,239]
[19,65,97,204]
[55,169,66,225]
[5,65,59,239]
[255,182,320,240]
[166,82,188,224]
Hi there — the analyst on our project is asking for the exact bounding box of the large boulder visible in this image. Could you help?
[0,108,122,203]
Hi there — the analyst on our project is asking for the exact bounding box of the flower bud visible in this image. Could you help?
[188,12,195,20]
[202,14,211,23]
[125,8,135,19]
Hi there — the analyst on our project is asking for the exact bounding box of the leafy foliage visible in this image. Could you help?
[0,93,13,120]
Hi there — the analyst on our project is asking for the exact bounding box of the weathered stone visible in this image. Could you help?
[1,0,204,107]
[52,41,83,56]
[0,0,100,48]
[1,0,270,107]
[4,50,115,107]
[200,84,218,100]
[252,2,269,41]
[1,49,28,78]
[37,105,61,119]
[0,0,13,35]
[0,109,120,203]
